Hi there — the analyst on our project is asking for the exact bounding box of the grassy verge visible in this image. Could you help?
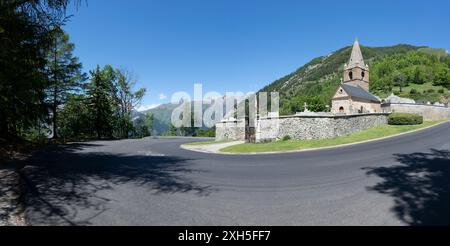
[220,121,445,153]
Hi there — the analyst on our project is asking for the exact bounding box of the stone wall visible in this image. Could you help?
[256,113,389,142]
[215,120,245,141]
[382,103,450,121]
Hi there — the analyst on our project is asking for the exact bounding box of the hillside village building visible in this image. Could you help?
[331,39,382,114]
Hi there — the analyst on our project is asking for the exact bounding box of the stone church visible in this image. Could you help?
[331,39,381,114]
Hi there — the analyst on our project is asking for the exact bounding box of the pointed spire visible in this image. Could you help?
[347,38,365,69]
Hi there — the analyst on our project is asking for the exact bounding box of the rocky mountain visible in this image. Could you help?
[134,102,226,135]
[132,103,178,135]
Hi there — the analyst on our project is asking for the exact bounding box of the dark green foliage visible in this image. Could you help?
[0,0,77,141]
[58,94,91,139]
[196,127,216,137]
[86,66,115,139]
[432,65,450,89]
[133,112,154,138]
[133,117,149,138]
[371,51,450,94]
[282,135,291,141]
[281,95,328,115]
[392,71,408,92]
[145,112,154,136]
[1,1,152,146]
[388,113,424,125]
[163,123,178,136]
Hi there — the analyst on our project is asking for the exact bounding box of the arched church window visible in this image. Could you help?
[339,107,344,113]
[349,71,353,80]
[361,71,365,78]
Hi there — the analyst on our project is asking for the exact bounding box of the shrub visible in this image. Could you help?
[427,88,435,93]
[438,88,445,93]
[388,113,423,125]
[282,135,292,141]
[410,88,418,94]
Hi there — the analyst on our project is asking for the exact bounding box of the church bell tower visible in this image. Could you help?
[343,38,370,91]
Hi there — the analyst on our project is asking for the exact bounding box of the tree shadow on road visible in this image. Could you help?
[364,149,450,225]
[21,143,214,225]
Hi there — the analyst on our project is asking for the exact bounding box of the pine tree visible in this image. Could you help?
[45,27,85,139]
[0,0,77,141]
[145,112,154,136]
[86,66,115,139]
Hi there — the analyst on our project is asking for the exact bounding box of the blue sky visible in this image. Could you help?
[65,0,450,109]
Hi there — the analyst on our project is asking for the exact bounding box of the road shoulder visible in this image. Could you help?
[0,157,27,226]
[181,141,245,154]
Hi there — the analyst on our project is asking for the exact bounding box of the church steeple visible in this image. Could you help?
[347,38,366,69]
[342,38,370,91]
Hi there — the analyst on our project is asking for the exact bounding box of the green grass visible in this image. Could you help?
[375,82,449,102]
[392,82,450,102]
[395,82,447,93]
[220,121,445,153]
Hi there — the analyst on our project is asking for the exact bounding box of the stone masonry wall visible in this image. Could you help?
[215,120,245,141]
[382,103,450,121]
[256,113,389,142]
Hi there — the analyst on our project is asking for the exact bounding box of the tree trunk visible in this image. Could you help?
[52,82,58,139]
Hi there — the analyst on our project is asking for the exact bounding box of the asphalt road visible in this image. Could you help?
[22,122,450,225]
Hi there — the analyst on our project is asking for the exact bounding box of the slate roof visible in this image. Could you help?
[341,84,381,103]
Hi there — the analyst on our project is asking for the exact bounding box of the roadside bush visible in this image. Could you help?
[388,113,423,125]
[438,88,445,93]
[427,88,435,93]
[410,88,418,94]
[282,135,292,141]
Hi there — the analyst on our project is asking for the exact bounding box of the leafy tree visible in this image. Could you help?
[58,94,91,139]
[285,96,328,114]
[412,66,427,84]
[112,69,146,138]
[392,71,407,92]
[433,66,450,88]
[45,27,85,138]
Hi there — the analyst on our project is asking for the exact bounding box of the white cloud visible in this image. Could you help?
[159,93,167,100]
[135,104,161,112]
